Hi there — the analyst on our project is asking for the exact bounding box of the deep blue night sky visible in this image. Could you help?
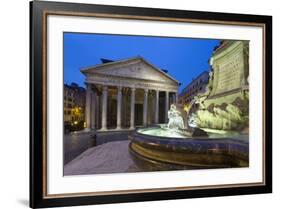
[64,33,220,92]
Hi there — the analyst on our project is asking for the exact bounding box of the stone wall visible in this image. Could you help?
[192,41,249,132]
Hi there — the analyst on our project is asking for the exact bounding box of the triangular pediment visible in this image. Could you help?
[81,57,179,85]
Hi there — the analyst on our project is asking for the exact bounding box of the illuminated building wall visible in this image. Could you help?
[178,71,209,105]
[64,83,86,123]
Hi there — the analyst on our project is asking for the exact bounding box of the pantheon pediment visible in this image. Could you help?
[81,57,179,86]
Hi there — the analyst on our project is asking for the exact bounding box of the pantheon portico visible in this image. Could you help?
[81,56,180,131]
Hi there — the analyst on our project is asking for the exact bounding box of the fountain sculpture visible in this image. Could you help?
[129,103,248,171]
[167,104,185,130]
[129,41,249,171]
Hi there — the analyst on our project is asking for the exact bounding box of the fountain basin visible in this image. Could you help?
[129,126,249,171]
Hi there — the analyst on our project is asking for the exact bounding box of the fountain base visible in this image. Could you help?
[129,126,249,171]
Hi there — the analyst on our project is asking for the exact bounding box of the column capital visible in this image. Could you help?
[144,88,149,93]
[131,87,136,91]
[102,86,108,91]
[117,86,123,91]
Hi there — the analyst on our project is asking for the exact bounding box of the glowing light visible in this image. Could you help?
[183,103,193,114]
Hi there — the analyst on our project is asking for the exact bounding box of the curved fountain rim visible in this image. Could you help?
[135,126,211,140]
[136,127,194,140]
[135,126,249,144]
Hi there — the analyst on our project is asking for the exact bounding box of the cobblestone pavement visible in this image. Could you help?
[64,140,140,175]
[64,130,134,165]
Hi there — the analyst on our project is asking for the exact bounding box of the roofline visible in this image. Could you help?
[212,40,233,54]
[80,56,142,72]
[80,56,180,84]
[64,83,86,92]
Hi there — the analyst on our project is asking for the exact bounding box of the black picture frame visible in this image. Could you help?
[30,0,272,208]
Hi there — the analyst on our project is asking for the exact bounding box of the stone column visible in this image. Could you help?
[95,94,100,129]
[130,87,136,129]
[91,90,96,129]
[85,84,91,130]
[116,86,122,129]
[165,91,169,123]
[175,92,178,104]
[143,89,148,126]
[154,90,159,124]
[101,86,108,131]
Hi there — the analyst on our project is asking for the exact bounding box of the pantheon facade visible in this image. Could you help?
[81,57,180,131]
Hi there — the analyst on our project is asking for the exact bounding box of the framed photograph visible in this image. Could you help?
[30,0,272,208]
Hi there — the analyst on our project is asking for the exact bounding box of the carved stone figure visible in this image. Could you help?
[191,103,247,130]
[167,104,185,130]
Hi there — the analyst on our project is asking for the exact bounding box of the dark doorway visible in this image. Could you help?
[107,99,116,129]
[158,92,166,123]
[135,104,143,126]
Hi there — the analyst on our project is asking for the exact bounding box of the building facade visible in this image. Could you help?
[178,71,209,105]
[81,57,180,131]
[64,83,86,123]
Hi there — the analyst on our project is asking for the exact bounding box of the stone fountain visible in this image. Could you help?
[129,104,248,171]
[129,41,249,171]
